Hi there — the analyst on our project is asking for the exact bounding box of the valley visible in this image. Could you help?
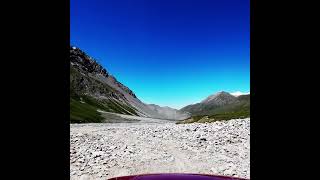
[69,46,250,180]
[70,46,249,124]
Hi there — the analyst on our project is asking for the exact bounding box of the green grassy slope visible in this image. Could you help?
[70,98,105,123]
[70,66,139,123]
[177,95,250,124]
[176,107,249,124]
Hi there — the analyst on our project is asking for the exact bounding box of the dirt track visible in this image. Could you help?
[70,117,250,180]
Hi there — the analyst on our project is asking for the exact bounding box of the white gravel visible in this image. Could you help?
[70,118,250,180]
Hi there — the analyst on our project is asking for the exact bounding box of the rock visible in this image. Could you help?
[92,152,103,158]
[223,168,234,176]
[79,174,91,180]
[210,167,218,174]
[110,146,117,150]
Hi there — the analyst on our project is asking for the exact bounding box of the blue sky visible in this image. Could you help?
[71,0,250,109]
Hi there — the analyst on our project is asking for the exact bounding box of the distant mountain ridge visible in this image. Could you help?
[180,91,250,116]
[70,46,190,123]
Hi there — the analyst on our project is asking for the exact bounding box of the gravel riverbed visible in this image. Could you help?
[70,118,250,180]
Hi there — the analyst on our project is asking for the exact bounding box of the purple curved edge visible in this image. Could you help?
[107,173,249,180]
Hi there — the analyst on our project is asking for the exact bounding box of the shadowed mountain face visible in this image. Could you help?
[180,91,250,116]
[70,46,190,123]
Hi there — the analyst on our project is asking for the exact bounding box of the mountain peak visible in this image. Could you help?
[216,91,229,95]
[201,91,233,104]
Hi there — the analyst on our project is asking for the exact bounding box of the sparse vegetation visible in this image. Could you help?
[70,64,141,123]
[70,98,105,123]
[176,106,249,124]
[177,93,250,124]
[70,94,140,123]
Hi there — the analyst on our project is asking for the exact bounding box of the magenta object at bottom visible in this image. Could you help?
[108,173,248,180]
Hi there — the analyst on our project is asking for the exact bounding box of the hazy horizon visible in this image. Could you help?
[71,0,250,109]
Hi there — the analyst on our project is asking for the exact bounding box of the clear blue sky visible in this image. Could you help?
[71,0,250,109]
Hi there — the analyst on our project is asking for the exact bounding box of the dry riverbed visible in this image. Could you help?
[70,117,250,180]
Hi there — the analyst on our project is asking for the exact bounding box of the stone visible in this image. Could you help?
[79,175,91,180]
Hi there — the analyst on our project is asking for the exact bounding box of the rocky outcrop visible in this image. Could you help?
[71,46,109,77]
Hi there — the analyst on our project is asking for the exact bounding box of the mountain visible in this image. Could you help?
[180,91,250,116]
[200,91,238,105]
[70,46,190,123]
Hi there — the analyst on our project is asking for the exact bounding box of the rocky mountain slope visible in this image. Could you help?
[180,91,250,117]
[70,46,190,123]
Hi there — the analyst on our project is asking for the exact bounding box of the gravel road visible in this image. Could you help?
[70,117,250,180]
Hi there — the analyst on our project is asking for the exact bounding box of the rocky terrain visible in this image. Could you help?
[70,117,250,180]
